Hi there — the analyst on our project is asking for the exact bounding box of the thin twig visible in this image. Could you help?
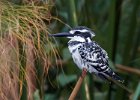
[116,64,140,76]
[68,68,87,100]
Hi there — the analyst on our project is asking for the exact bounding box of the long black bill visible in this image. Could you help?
[49,32,74,37]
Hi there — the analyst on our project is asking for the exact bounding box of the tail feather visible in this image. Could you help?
[95,67,124,83]
[103,68,124,83]
[97,72,132,94]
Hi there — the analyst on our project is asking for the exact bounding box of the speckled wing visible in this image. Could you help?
[77,41,124,83]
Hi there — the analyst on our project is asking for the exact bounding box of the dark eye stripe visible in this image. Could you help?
[83,32,91,38]
[74,31,81,35]
[74,31,91,38]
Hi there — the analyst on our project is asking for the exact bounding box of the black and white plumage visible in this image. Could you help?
[50,26,124,83]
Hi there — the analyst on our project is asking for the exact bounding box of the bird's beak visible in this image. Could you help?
[49,32,74,37]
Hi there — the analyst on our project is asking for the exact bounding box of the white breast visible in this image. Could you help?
[70,47,86,70]
[68,43,99,74]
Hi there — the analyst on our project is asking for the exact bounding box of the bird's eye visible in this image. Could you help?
[74,31,81,35]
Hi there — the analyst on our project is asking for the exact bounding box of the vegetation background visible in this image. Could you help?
[0,0,140,100]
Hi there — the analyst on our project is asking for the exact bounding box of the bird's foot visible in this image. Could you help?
[81,68,87,78]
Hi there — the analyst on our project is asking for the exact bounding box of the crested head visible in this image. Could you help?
[69,26,95,38]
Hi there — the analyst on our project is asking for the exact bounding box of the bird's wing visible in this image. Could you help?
[78,42,109,72]
[78,42,124,83]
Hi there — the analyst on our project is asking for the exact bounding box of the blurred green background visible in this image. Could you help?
[0,0,140,100]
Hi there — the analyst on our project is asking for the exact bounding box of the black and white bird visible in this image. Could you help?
[50,26,124,83]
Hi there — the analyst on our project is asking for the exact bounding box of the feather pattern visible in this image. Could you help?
[68,41,124,83]
[50,26,124,83]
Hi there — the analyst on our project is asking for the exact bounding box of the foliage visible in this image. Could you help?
[0,0,140,100]
[0,0,58,100]
[48,0,140,100]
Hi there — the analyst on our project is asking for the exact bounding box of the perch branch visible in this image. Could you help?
[68,68,87,100]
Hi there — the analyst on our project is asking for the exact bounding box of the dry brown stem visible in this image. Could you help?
[116,64,140,76]
[68,68,87,100]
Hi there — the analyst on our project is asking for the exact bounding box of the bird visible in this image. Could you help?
[50,26,124,83]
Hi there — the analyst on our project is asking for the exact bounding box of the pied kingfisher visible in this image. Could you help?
[50,26,124,83]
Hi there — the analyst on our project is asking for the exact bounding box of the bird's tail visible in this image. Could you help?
[98,68,124,83]
[95,68,132,94]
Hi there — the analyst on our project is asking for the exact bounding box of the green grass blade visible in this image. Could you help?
[133,81,140,100]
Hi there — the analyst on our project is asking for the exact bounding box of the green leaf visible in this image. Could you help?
[33,89,40,100]
[133,81,140,100]
[62,48,71,61]
[45,94,57,100]
[57,74,77,87]
[94,92,107,100]
[108,59,115,70]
